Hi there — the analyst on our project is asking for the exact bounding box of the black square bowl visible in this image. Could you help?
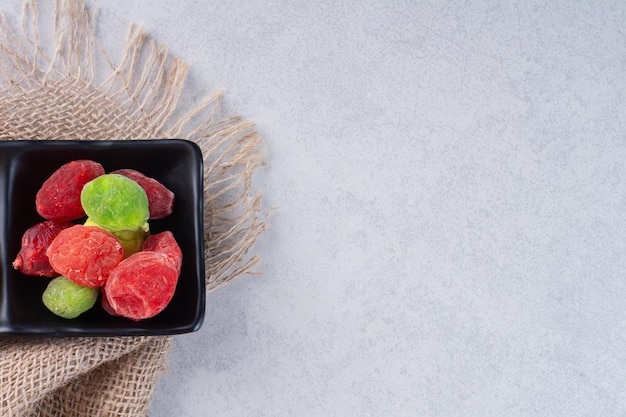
[0,139,205,337]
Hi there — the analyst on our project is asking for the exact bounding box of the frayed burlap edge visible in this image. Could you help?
[0,1,269,416]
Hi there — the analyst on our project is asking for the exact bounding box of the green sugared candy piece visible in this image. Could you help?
[84,217,150,258]
[113,228,150,258]
[42,276,98,319]
[80,174,149,232]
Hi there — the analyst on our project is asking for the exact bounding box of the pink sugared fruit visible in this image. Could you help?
[104,251,179,320]
[142,231,182,273]
[36,160,104,221]
[46,225,124,288]
[13,221,74,276]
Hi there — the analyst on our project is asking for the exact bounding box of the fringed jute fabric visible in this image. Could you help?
[0,1,268,415]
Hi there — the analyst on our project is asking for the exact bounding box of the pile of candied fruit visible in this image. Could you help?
[12,160,182,321]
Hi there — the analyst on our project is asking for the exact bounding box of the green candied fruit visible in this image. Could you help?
[84,217,150,258]
[80,174,149,232]
[42,276,98,319]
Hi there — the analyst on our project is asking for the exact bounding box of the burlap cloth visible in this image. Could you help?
[0,1,267,416]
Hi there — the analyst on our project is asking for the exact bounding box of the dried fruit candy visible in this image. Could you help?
[42,276,98,319]
[12,221,74,276]
[105,251,179,320]
[109,228,150,259]
[84,217,149,258]
[99,286,120,317]
[111,169,175,219]
[46,225,124,288]
[142,231,182,273]
[36,160,104,221]
[80,174,150,232]
[16,159,182,321]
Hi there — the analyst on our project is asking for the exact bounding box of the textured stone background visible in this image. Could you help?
[6,1,626,416]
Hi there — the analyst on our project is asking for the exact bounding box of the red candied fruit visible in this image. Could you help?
[36,160,105,221]
[110,169,174,219]
[46,225,124,288]
[142,231,183,273]
[12,221,74,276]
[99,287,120,317]
[105,251,179,320]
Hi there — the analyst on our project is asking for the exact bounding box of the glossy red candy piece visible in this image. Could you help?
[105,251,179,320]
[142,231,183,272]
[46,225,124,288]
[36,160,105,221]
[12,221,74,276]
[110,169,174,219]
[99,287,121,317]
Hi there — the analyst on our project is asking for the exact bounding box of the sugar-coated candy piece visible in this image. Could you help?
[84,217,149,258]
[99,286,121,318]
[112,228,149,259]
[42,276,98,319]
[12,221,74,276]
[46,225,124,288]
[36,160,104,221]
[111,169,175,219]
[142,231,182,273]
[80,174,150,232]
[105,251,179,320]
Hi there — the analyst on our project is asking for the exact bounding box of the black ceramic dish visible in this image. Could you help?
[0,139,205,337]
